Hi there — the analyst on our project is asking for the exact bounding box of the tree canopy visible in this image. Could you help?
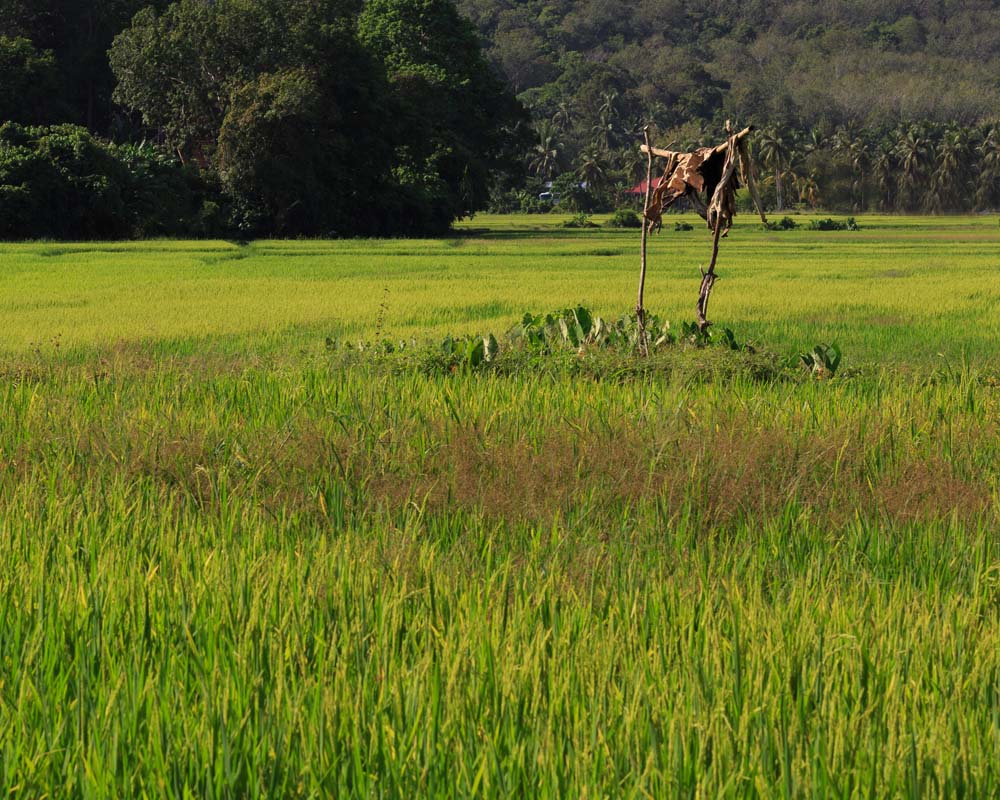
[2,0,1000,240]
[0,0,527,238]
[458,0,1000,214]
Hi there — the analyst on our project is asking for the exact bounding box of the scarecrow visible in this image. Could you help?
[637,123,768,334]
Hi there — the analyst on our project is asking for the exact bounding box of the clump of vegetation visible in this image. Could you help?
[800,342,843,377]
[605,208,642,228]
[809,217,860,231]
[674,220,694,231]
[0,123,210,240]
[562,212,598,228]
[330,306,792,383]
[764,216,799,230]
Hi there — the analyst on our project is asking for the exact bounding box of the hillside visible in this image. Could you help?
[460,1,1000,129]
[462,0,1000,212]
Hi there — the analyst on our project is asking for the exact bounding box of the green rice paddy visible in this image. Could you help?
[1,214,999,797]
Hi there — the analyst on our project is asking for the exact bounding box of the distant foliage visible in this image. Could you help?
[765,216,799,231]
[104,0,527,238]
[457,0,1000,215]
[0,123,207,240]
[808,217,859,231]
[605,208,641,228]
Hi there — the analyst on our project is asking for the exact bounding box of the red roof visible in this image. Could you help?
[625,176,664,195]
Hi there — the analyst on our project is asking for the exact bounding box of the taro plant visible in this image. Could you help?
[439,334,497,371]
[800,342,842,378]
[506,307,675,353]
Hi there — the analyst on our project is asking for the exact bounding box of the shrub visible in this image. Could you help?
[605,208,642,228]
[0,123,210,240]
[765,216,798,230]
[808,217,859,231]
[0,123,129,240]
[114,142,214,237]
[563,212,598,228]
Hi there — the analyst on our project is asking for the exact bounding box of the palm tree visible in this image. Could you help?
[895,126,932,212]
[552,101,574,134]
[832,128,870,211]
[577,146,609,194]
[528,122,562,180]
[616,144,647,187]
[757,128,792,211]
[928,126,971,212]
[872,141,895,211]
[592,90,619,151]
[801,128,829,157]
[975,125,1000,209]
[847,138,870,211]
[794,170,821,209]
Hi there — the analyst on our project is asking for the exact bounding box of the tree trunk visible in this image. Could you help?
[637,126,654,356]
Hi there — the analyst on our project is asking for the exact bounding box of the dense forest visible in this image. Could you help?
[1,0,999,240]
[0,0,526,238]
[460,0,1000,213]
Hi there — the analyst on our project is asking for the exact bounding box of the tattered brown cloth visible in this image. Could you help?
[640,124,768,330]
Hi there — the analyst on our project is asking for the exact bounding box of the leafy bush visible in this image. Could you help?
[0,124,210,241]
[800,342,843,377]
[327,306,791,384]
[550,173,597,212]
[674,221,694,231]
[605,209,642,228]
[562,212,598,228]
[0,123,138,240]
[765,216,799,230]
[808,217,860,231]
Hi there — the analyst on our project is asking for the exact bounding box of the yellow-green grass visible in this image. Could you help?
[1,216,1000,797]
[1,213,998,365]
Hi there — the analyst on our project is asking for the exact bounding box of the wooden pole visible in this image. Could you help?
[637,126,654,356]
[697,125,740,331]
[696,215,723,331]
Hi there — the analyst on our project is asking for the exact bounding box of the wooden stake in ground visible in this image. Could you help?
[697,125,740,331]
[636,125,654,355]
[638,121,770,335]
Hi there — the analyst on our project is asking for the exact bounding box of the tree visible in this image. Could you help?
[576,146,608,194]
[833,130,870,211]
[872,141,895,211]
[0,36,60,124]
[111,0,396,236]
[592,89,618,151]
[896,126,932,212]
[975,125,1000,210]
[757,128,791,211]
[552,100,575,133]
[359,0,529,231]
[528,121,561,179]
[0,0,174,133]
[928,127,971,212]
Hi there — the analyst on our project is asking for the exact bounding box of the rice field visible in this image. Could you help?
[1,214,999,797]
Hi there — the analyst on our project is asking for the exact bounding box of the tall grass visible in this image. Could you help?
[1,348,999,796]
[1,217,999,796]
